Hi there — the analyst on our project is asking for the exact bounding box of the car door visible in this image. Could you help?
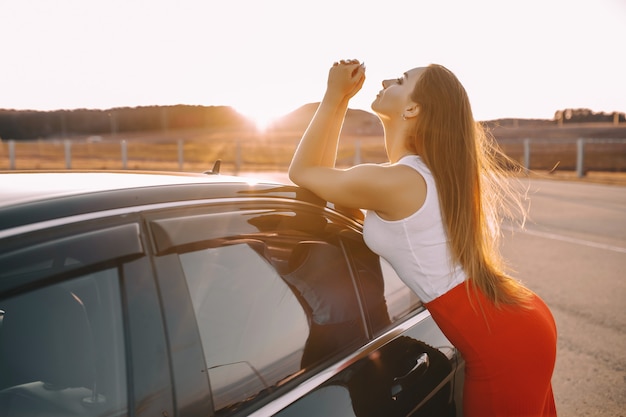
[146,201,371,416]
[0,216,175,417]
[273,228,461,417]
[146,200,462,416]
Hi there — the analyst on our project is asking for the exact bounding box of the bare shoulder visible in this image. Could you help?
[376,163,427,220]
[343,163,426,220]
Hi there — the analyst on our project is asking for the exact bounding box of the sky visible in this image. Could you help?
[2,0,625,126]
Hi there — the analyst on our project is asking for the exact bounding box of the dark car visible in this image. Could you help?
[0,170,464,417]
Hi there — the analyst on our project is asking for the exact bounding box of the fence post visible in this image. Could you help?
[178,139,184,171]
[64,140,72,169]
[9,140,16,170]
[121,140,127,169]
[576,138,585,178]
[234,139,241,174]
[523,138,531,172]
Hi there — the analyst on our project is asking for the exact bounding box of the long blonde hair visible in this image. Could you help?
[408,64,532,307]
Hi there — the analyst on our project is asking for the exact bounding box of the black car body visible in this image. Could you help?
[0,170,464,417]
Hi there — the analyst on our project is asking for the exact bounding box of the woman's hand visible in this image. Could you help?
[289,58,365,187]
[326,59,366,102]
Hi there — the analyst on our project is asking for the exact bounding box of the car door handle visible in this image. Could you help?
[393,352,430,383]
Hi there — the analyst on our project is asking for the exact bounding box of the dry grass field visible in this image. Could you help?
[2,122,625,185]
[0,128,387,173]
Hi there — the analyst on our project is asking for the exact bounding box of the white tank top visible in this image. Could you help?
[363,155,466,303]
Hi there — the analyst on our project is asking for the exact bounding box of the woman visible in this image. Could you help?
[289,60,557,416]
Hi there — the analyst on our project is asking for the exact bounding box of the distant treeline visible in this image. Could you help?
[554,108,625,124]
[0,105,254,140]
[0,105,623,141]
[484,109,626,129]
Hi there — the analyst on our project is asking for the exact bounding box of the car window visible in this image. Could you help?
[0,268,127,417]
[155,205,369,415]
[0,220,176,417]
[180,243,309,413]
[0,223,144,295]
[339,230,422,337]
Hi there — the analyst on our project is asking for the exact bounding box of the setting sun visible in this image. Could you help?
[242,110,278,132]
[236,103,291,132]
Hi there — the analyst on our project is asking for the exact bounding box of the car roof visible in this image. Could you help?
[0,171,331,232]
[0,171,277,208]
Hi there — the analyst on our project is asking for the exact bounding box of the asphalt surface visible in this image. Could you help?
[500,179,626,417]
[249,172,626,416]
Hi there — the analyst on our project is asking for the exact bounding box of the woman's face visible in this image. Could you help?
[371,67,424,119]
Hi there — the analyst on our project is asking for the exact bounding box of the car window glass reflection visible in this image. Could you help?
[180,243,308,414]
[279,241,368,368]
[338,231,422,336]
[179,233,371,415]
[0,269,127,417]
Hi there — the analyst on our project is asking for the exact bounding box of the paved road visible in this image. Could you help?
[249,172,626,416]
[500,179,626,417]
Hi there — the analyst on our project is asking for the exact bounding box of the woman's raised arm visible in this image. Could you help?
[288,60,365,182]
[288,60,426,219]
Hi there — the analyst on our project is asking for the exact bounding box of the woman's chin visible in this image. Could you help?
[370,102,387,120]
[370,98,380,114]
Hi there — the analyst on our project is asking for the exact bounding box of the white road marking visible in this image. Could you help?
[503,225,626,254]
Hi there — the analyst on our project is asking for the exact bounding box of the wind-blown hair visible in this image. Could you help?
[408,64,532,307]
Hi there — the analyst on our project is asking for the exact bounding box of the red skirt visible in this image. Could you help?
[425,282,557,417]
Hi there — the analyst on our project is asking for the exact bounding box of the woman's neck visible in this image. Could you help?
[382,120,417,163]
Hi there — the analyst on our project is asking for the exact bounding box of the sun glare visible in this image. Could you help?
[249,113,276,132]
[236,104,288,132]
